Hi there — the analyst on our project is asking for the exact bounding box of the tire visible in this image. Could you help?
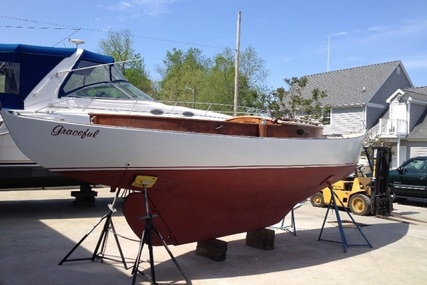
[349,194,372,216]
[310,192,325,207]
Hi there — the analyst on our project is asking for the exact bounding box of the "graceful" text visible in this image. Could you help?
[51,125,100,139]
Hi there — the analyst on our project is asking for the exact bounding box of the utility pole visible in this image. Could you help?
[326,35,331,72]
[233,11,241,116]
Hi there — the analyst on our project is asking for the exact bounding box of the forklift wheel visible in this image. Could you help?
[349,194,372,216]
[310,192,325,207]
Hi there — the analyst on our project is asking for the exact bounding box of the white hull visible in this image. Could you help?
[0,119,31,164]
[2,110,364,172]
[2,109,365,244]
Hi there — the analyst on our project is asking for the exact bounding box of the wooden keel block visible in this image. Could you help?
[246,228,275,250]
[196,239,228,262]
[71,185,97,208]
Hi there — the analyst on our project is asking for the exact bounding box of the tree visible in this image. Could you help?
[99,29,154,94]
[268,76,328,122]
[206,46,269,113]
[205,49,235,106]
[238,46,269,96]
[157,46,270,114]
[158,48,209,103]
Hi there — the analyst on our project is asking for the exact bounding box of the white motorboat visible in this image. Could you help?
[0,44,229,188]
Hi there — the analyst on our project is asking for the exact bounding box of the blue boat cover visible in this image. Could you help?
[0,44,114,109]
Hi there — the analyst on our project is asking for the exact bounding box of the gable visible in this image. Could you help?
[300,61,413,107]
[384,86,427,135]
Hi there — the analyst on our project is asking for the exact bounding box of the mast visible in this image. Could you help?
[233,11,241,116]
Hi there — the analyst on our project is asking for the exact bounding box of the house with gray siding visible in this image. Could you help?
[371,87,427,167]
[297,60,427,168]
[299,60,413,136]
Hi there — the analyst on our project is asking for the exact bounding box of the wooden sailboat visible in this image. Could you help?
[2,109,365,245]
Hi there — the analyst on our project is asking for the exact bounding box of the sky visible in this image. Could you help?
[1,0,427,91]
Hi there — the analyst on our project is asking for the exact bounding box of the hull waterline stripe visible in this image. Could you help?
[51,163,357,172]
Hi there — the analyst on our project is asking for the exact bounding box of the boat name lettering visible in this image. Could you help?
[51,125,100,139]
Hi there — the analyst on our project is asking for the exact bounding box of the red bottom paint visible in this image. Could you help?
[59,164,355,245]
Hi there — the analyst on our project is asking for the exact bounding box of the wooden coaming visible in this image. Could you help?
[89,113,322,138]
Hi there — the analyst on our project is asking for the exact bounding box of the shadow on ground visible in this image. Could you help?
[138,221,408,284]
[0,197,410,285]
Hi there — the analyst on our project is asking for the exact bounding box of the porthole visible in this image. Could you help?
[150,109,164,115]
[182,111,195,117]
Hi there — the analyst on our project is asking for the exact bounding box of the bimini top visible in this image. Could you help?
[0,44,114,109]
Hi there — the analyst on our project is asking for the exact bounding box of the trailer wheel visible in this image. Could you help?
[310,192,325,207]
[349,194,372,216]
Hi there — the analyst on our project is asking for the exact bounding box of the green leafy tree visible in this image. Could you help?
[268,77,328,122]
[99,29,154,94]
[206,47,269,113]
[157,46,269,114]
[158,48,209,103]
[205,49,235,106]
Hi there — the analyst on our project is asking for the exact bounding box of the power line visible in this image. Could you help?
[0,15,80,30]
[0,15,224,50]
[0,25,78,30]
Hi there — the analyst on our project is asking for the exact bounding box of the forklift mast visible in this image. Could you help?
[363,146,393,215]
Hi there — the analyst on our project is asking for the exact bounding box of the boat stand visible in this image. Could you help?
[318,183,372,253]
[131,181,191,285]
[270,204,300,236]
[59,188,128,268]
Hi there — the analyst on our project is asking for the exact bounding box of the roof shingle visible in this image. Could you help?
[300,61,405,106]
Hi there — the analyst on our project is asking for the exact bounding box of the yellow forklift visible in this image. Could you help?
[310,147,393,216]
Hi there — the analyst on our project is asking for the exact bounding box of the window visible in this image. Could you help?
[322,108,331,125]
[404,158,426,173]
[62,61,112,94]
[62,62,155,101]
[0,62,20,94]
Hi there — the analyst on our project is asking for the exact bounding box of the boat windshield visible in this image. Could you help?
[61,61,155,101]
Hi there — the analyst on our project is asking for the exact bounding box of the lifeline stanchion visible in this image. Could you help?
[59,188,128,268]
[131,176,191,285]
[317,183,372,253]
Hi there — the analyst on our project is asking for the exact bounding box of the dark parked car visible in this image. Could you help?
[389,156,427,199]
